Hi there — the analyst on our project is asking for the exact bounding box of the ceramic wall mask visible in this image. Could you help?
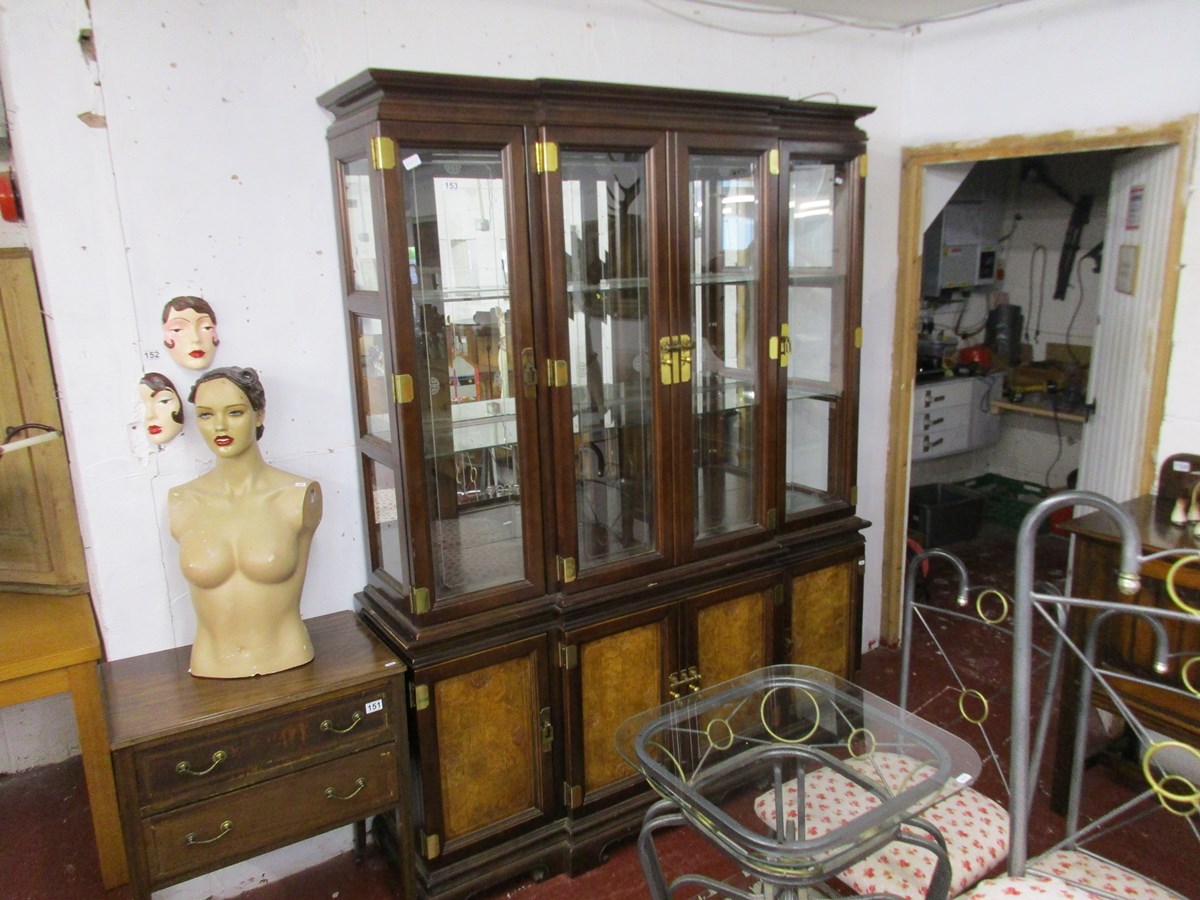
[138,372,183,445]
[161,296,219,370]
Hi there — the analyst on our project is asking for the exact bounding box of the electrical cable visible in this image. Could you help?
[1027,245,1047,344]
[1064,255,1090,367]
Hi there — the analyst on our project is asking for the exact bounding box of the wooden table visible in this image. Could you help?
[0,590,128,888]
[1053,494,1200,808]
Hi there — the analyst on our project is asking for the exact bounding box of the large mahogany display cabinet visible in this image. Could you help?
[318,69,871,897]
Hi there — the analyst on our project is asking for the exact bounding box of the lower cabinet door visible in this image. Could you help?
[686,573,781,692]
[786,544,864,678]
[143,744,399,884]
[560,604,679,812]
[411,634,555,864]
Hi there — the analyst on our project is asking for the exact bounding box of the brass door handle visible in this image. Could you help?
[185,819,232,846]
[321,711,363,734]
[325,777,366,801]
[176,749,227,776]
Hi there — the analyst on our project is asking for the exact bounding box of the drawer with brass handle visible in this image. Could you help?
[103,611,415,899]
[132,686,394,813]
[142,744,399,882]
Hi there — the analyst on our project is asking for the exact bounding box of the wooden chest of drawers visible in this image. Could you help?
[102,611,414,898]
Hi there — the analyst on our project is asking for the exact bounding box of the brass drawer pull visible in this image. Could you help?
[325,777,366,801]
[320,711,363,734]
[176,750,228,776]
[185,819,232,846]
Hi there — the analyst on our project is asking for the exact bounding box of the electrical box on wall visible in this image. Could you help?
[922,198,1002,299]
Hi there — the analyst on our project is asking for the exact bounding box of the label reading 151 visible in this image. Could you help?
[365,699,384,715]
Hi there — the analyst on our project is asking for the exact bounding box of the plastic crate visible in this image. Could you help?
[956,473,1052,530]
[908,483,985,548]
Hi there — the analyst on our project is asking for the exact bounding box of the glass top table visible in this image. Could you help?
[616,665,982,898]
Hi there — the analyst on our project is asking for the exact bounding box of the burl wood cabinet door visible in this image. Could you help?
[560,604,678,813]
[787,545,864,679]
[411,634,554,865]
[686,573,781,694]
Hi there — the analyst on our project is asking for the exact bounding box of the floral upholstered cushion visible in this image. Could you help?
[960,874,1103,898]
[1029,849,1185,900]
[753,751,1008,899]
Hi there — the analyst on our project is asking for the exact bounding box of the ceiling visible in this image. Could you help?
[678,0,1035,30]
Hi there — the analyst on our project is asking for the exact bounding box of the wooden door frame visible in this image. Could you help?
[880,118,1197,643]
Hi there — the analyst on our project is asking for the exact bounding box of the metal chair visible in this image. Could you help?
[754,546,1063,899]
[963,490,1200,899]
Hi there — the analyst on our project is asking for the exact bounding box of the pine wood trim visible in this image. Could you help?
[881,117,1197,644]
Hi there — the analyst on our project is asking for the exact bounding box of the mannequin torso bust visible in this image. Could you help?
[168,368,322,678]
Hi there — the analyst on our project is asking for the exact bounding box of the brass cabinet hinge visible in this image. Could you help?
[850,485,858,505]
[854,326,863,349]
[370,136,397,171]
[546,358,570,388]
[409,683,430,711]
[768,148,780,176]
[392,373,414,404]
[420,830,441,860]
[556,555,577,584]
[534,141,559,174]
[766,508,777,530]
[410,586,430,615]
[563,782,583,809]
[521,347,538,399]
[558,642,578,669]
[540,707,554,752]
[658,335,694,385]
[859,154,868,179]
[768,325,791,368]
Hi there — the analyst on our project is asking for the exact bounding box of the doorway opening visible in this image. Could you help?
[880,119,1195,642]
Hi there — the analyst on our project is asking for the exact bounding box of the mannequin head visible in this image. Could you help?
[188,366,266,457]
[139,372,183,445]
[162,296,219,370]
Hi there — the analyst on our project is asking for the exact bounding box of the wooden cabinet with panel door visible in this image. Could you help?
[404,632,556,893]
[319,69,870,896]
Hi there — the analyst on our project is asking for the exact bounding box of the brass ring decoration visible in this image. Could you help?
[975,588,1010,625]
[325,777,367,801]
[1166,554,1200,616]
[185,819,232,846]
[1181,656,1200,698]
[647,740,688,786]
[846,727,877,760]
[320,711,364,734]
[1142,740,1200,808]
[958,688,990,725]
[705,716,736,752]
[176,749,228,776]
[1154,774,1200,817]
[760,685,820,744]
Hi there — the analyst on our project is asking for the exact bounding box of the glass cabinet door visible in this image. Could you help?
[782,155,858,524]
[396,132,543,610]
[684,148,769,549]
[333,143,412,598]
[543,133,669,585]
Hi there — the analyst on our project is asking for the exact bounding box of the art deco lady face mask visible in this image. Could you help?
[162,298,219,370]
[139,374,183,445]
